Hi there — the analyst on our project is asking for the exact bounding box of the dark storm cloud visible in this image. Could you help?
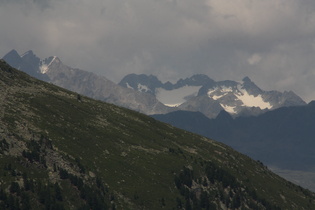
[1,0,315,101]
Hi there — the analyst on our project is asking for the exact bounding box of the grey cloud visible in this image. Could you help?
[0,0,53,9]
[1,0,315,102]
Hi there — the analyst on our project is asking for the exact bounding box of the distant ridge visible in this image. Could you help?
[120,73,306,118]
[2,50,175,115]
[152,101,315,191]
[2,50,306,119]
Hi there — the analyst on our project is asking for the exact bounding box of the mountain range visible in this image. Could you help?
[2,50,174,115]
[119,73,306,118]
[1,59,315,209]
[3,50,306,119]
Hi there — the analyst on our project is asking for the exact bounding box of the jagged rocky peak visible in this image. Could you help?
[3,50,61,74]
[21,50,41,68]
[2,50,54,81]
[242,76,251,83]
[174,74,215,88]
[119,73,163,95]
[191,74,214,82]
[3,49,20,60]
[119,73,215,94]
[118,72,306,118]
[2,49,307,119]
[241,76,263,96]
[21,50,35,57]
[2,49,23,69]
[42,56,56,65]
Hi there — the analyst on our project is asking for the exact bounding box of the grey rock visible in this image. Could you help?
[2,50,174,115]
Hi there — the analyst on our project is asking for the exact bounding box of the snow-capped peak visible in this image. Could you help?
[206,81,272,114]
[117,73,305,118]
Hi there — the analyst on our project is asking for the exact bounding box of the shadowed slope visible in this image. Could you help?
[0,60,315,209]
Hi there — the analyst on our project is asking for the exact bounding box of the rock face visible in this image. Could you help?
[2,50,50,81]
[2,50,174,115]
[3,50,306,118]
[120,74,306,118]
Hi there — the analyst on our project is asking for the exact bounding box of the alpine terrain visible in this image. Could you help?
[3,50,305,120]
[2,50,174,115]
[120,74,306,118]
[1,60,315,209]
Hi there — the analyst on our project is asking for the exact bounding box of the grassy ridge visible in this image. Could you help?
[0,59,315,209]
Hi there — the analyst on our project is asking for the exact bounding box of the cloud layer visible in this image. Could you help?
[1,0,315,101]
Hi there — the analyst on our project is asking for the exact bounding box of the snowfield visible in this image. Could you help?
[156,86,201,107]
[236,88,272,109]
[220,104,237,114]
[207,85,273,114]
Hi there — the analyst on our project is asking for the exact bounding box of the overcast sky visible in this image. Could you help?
[1,0,315,102]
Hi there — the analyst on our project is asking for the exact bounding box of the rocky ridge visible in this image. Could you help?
[120,74,306,118]
[2,50,174,115]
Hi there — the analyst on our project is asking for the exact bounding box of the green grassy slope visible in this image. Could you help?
[0,59,315,209]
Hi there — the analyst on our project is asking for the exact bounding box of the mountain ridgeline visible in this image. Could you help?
[119,73,306,118]
[2,50,174,116]
[3,50,306,120]
[1,60,315,209]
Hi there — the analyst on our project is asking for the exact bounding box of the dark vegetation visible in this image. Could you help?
[0,59,315,209]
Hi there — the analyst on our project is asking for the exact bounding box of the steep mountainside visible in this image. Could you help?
[120,74,306,118]
[1,60,315,209]
[2,50,174,115]
[152,104,315,191]
[2,50,49,81]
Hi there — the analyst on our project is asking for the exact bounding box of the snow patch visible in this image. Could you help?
[236,88,272,109]
[39,56,56,74]
[208,86,233,100]
[156,86,201,107]
[212,93,227,100]
[164,103,182,107]
[126,83,133,89]
[40,64,49,74]
[220,104,237,114]
[207,89,216,95]
[221,86,233,93]
[137,84,150,92]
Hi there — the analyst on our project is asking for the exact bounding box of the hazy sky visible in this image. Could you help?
[1,0,315,102]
